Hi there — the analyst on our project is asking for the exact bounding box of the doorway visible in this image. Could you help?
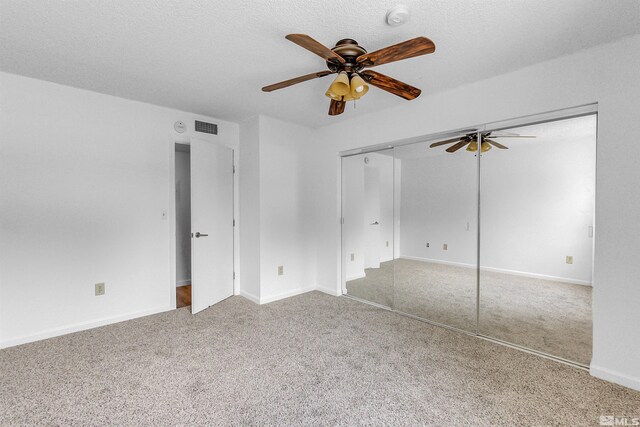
[173,139,235,314]
[175,144,192,308]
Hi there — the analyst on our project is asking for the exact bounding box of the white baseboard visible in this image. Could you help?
[591,365,640,392]
[0,284,343,349]
[0,305,172,349]
[260,285,316,304]
[176,279,191,287]
[400,255,476,269]
[242,285,341,304]
[316,285,342,296]
[399,255,592,286]
[346,273,366,281]
[239,290,260,304]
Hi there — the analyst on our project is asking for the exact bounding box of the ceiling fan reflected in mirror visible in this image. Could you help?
[261,34,436,116]
[429,132,536,153]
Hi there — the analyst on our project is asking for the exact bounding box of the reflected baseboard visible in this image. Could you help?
[398,255,592,287]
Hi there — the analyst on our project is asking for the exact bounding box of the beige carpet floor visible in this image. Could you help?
[346,259,592,365]
[2,292,634,426]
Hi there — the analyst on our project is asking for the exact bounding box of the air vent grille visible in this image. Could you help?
[195,120,218,135]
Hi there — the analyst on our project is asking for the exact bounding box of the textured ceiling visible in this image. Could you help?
[1,0,639,128]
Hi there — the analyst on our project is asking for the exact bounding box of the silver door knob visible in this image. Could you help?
[195,232,208,238]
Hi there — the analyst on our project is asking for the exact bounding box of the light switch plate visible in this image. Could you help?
[566,256,573,264]
[443,243,448,250]
[278,266,284,276]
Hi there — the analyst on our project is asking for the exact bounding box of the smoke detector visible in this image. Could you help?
[386,6,410,27]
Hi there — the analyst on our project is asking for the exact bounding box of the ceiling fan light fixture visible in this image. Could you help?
[481,141,492,152]
[327,71,350,97]
[466,140,478,152]
[350,74,369,99]
[325,90,342,101]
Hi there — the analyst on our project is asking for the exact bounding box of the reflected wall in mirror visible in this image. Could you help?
[393,140,478,332]
[479,115,596,365]
[342,150,395,307]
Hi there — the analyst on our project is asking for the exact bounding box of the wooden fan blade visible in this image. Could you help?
[485,139,508,149]
[430,137,465,148]
[262,71,333,92]
[446,140,471,153]
[328,99,346,116]
[357,37,435,68]
[361,70,421,100]
[285,34,345,64]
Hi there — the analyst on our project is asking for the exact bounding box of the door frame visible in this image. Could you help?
[169,138,238,310]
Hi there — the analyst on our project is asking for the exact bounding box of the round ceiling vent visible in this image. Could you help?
[386,6,410,27]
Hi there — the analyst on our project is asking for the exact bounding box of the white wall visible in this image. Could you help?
[480,117,596,284]
[309,35,640,390]
[398,149,478,269]
[238,116,261,303]
[0,71,239,347]
[258,116,316,303]
[174,150,191,286]
[238,115,318,304]
[342,155,366,281]
[397,115,596,285]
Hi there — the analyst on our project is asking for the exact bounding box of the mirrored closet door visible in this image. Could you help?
[341,113,595,366]
[392,139,478,332]
[478,115,596,365]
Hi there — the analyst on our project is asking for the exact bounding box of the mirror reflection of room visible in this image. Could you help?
[479,115,596,365]
[341,114,595,366]
[393,138,479,332]
[342,150,395,307]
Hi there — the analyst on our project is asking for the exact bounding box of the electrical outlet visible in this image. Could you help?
[278,266,284,276]
[95,282,105,296]
[566,256,573,265]
[443,243,448,250]
[350,253,355,261]
[426,243,430,248]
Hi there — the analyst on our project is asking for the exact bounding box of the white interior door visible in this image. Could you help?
[190,138,234,314]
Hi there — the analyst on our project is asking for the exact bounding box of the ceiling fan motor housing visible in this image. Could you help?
[328,39,367,73]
